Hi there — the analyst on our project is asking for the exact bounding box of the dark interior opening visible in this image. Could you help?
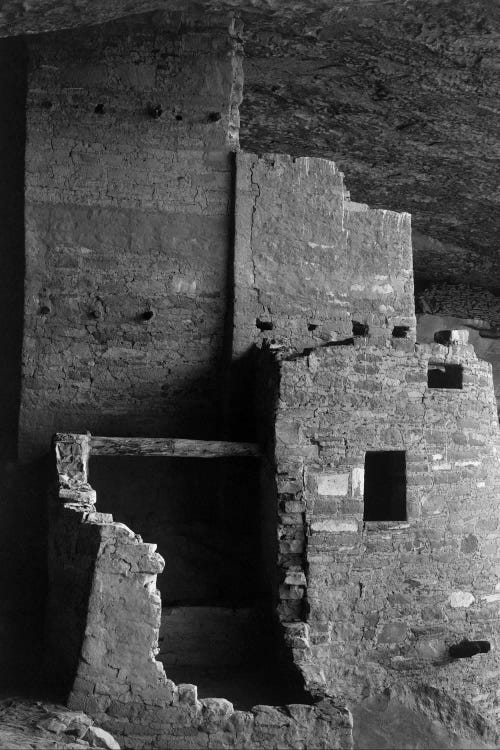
[392,326,409,338]
[256,318,273,331]
[352,321,369,337]
[449,640,490,659]
[363,450,406,522]
[0,37,26,460]
[427,362,463,389]
[89,455,309,709]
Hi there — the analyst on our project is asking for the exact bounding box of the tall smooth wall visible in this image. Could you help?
[21,11,242,460]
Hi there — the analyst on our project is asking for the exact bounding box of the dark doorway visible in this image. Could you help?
[89,455,309,709]
[427,363,463,389]
[363,450,406,522]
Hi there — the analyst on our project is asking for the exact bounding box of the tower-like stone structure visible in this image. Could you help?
[24,10,500,750]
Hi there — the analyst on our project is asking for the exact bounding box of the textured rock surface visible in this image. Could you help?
[351,688,497,749]
[10,7,500,744]
[0,698,119,749]
[239,0,500,272]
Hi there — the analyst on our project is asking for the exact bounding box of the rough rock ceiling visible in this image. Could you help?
[239,0,500,267]
[1,0,499,274]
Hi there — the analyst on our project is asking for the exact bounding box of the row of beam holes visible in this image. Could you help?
[40,99,221,123]
[354,323,465,389]
[256,319,410,340]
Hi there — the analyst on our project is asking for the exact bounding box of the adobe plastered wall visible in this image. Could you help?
[20,11,242,460]
[48,435,353,750]
[234,153,415,356]
[266,336,500,742]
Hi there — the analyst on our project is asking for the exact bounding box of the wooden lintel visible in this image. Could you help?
[90,436,262,458]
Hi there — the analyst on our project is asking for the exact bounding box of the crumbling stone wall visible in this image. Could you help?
[21,11,242,460]
[234,153,415,356]
[48,434,353,750]
[417,313,500,423]
[264,333,500,736]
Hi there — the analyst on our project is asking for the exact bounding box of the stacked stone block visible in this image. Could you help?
[264,331,500,733]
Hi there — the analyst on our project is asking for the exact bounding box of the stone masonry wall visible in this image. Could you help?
[234,153,415,356]
[48,433,353,750]
[20,12,243,460]
[265,332,500,739]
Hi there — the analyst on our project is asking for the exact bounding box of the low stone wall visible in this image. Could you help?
[47,433,353,750]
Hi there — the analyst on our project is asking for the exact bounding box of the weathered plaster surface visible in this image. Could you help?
[20,12,242,460]
[234,153,415,356]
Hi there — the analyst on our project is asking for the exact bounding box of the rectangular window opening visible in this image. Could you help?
[363,450,406,522]
[427,362,463,389]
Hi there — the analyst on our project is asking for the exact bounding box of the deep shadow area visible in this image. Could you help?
[428,363,463,390]
[0,458,51,692]
[90,456,265,604]
[228,347,260,442]
[90,454,310,709]
[0,37,26,460]
[0,38,47,689]
[165,663,311,711]
[363,451,406,522]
